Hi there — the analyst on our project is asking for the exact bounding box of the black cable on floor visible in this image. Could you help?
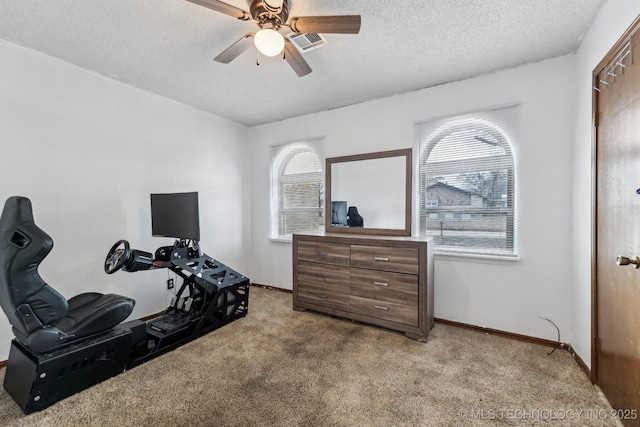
[541,316,561,355]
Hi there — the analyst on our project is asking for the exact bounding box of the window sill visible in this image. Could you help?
[269,237,293,244]
[434,249,519,262]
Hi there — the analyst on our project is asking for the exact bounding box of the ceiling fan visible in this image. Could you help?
[186,0,361,77]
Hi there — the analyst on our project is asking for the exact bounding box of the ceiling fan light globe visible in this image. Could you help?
[254,28,285,57]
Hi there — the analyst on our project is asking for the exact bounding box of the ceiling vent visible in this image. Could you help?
[286,33,328,53]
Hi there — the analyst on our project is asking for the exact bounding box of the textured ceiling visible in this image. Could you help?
[0,0,607,126]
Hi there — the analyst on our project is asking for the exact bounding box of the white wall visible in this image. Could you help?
[250,55,577,343]
[0,39,250,360]
[571,0,640,369]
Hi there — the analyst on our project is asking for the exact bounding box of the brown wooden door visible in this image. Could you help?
[594,20,640,425]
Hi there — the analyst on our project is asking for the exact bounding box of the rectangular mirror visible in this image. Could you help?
[325,148,412,236]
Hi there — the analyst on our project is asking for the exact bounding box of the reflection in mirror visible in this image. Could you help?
[332,156,406,229]
[325,148,412,236]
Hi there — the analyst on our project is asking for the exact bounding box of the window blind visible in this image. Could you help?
[270,139,324,239]
[416,105,519,256]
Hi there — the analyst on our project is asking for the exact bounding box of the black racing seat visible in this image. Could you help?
[0,196,135,354]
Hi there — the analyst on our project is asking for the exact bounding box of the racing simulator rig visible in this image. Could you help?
[0,193,249,413]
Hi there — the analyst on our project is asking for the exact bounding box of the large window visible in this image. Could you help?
[417,105,519,257]
[271,140,324,240]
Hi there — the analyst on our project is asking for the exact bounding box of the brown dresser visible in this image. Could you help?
[293,232,434,341]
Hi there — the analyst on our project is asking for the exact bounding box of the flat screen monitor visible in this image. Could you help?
[150,192,200,241]
[331,201,348,226]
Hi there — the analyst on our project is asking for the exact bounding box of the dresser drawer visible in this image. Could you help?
[350,296,418,326]
[297,240,350,266]
[350,245,419,274]
[296,261,350,311]
[350,268,418,306]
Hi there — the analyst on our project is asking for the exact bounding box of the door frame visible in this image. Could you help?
[591,14,640,384]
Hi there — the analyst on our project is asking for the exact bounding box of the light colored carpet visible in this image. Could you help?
[0,286,615,426]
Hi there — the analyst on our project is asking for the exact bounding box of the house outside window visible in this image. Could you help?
[417,105,519,257]
[271,140,324,240]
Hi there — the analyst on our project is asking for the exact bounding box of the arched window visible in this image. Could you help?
[417,106,518,256]
[271,140,324,239]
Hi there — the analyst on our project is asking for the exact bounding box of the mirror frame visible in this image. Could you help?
[325,148,412,236]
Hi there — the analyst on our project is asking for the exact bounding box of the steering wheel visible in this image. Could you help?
[104,240,131,274]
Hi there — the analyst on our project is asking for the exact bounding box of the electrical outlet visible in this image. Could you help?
[167,278,174,290]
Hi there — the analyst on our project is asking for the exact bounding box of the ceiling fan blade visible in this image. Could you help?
[288,15,361,34]
[284,40,312,77]
[214,34,255,63]
[186,0,250,20]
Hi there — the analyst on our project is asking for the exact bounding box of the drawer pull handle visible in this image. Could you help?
[374,257,389,262]
[316,273,329,279]
[317,251,329,257]
[315,294,329,300]
[374,305,389,311]
[373,281,389,287]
